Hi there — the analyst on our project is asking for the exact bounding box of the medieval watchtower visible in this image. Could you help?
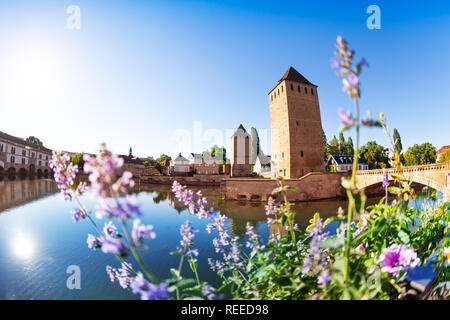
[269,66,325,179]
[230,124,252,177]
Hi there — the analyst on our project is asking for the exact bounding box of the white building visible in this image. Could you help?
[170,153,190,175]
[326,155,369,172]
[253,154,271,174]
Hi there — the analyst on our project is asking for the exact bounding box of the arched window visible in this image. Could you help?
[304,87,308,94]
[311,88,314,95]
[290,84,293,91]
[297,85,301,92]
[301,151,304,157]
[296,121,299,127]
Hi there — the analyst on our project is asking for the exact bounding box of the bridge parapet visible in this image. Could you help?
[356,161,450,176]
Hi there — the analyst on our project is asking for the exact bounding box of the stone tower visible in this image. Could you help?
[230,124,252,177]
[269,66,325,179]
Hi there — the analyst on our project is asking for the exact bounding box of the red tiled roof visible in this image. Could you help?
[437,145,450,154]
[0,131,52,153]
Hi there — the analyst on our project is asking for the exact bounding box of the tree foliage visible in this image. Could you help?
[392,128,403,154]
[359,141,389,169]
[26,136,43,147]
[250,127,261,164]
[438,149,450,163]
[404,143,436,166]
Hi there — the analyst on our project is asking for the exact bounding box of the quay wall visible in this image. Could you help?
[220,172,346,202]
[141,174,228,186]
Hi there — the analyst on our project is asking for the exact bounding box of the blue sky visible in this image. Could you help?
[0,0,449,158]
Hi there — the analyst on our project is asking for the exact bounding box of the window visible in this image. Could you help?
[284,169,286,176]
[45,162,48,167]
[10,156,15,163]
[46,156,48,160]
[301,151,304,158]
[31,152,35,158]
[271,95,273,101]
[297,85,301,92]
[296,121,299,127]
[22,158,25,164]
[281,86,283,92]
[304,87,307,94]
[22,150,26,156]
[0,144,3,152]
[11,147,16,154]
[311,88,314,95]
[282,152,284,158]
[290,84,293,91]
[39,154,42,159]
[277,88,280,95]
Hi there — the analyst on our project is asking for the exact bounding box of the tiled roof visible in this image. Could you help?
[0,131,52,153]
[269,66,316,94]
[437,145,450,154]
[328,155,367,165]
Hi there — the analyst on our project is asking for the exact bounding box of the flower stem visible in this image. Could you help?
[120,220,158,283]
[344,97,360,284]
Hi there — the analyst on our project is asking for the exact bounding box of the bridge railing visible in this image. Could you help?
[356,161,450,176]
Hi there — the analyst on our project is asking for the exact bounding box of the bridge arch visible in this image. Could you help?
[7,167,16,181]
[18,168,27,180]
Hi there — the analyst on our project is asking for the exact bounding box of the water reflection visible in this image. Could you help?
[11,230,36,260]
[0,179,59,214]
[135,184,384,236]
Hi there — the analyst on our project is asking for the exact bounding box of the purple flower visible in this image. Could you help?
[302,218,329,276]
[382,169,390,188]
[50,151,79,200]
[76,182,88,196]
[342,72,360,97]
[100,235,129,257]
[87,234,102,249]
[179,220,199,259]
[103,221,119,238]
[330,58,340,69]
[245,222,264,250]
[96,195,142,220]
[337,108,354,127]
[172,181,216,219]
[201,284,224,300]
[379,244,420,275]
[132,219,156,245]
[318,269,331,288]
[130,274,169,300]
[71,208,85,222]
[83,143,134,198]
[106,263,133,289]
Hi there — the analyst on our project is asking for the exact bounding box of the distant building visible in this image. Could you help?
[269,66,325,178]
[437,145,450,162]
[0,131,52,180]
[253,154,271,174]
[188,152,219,175]
[230,124,252,177]
[170,153,190,175]
[326,155,368,172]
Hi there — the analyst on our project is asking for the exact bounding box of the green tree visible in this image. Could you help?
[328,136,340,155]
[204,145,226,164]
[250,127,261,164]
[323,131,329,161]
[393,128,403,154]
[360,141,389,169]
[404,143,436,166]
[71,154,85,171]
[346,136,354,155]
[438,149,450,163]
[157,154,171,163]
[26,136,43,147]
[339,133,348,155]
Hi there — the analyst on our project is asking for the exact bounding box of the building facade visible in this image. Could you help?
[170,153,190,175]
[437,145,450,163]
[230,124,252,177]
[269,67,325,179]
[326,155,369,172]
[253,154,271,175]
[188,153,220,175]
[0,131,52,180]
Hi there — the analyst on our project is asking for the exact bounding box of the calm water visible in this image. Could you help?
[0,180,441,300]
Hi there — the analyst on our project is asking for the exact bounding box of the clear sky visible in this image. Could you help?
[1,0,449,158]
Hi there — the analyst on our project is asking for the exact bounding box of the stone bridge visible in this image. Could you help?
[355,161,450,202]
